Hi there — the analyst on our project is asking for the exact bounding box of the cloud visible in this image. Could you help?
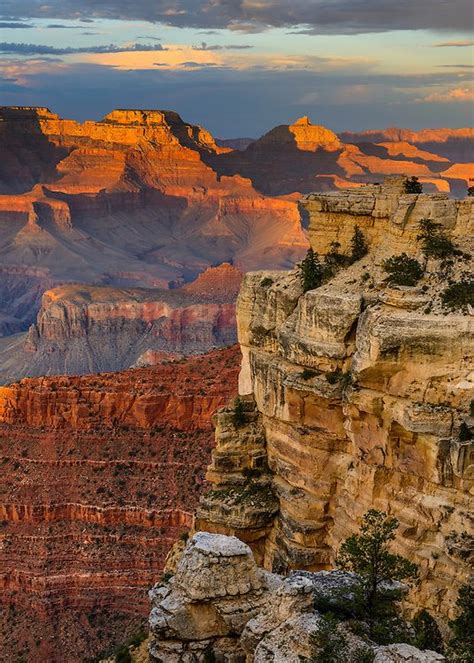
[0,42,167,55]
[432,40,474,47]
[2,55,473,139]
[0,21,34,28]
[46,23,82,29]
[193,42,253,51]
[419,87,474,102]
[1,0,472,34]
[437,64,474,68]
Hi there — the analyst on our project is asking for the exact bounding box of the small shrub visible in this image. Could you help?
[233,397,246,427]
[417,219,458,259]
[404,176,422,194]
[350,226,369,262]
[412,610,444,654]
[260,277,274,287]
[446,584,474,663]
[309,615,375,663]
[301,368,317,381]
[299,248,323,292]
[441,278,474,311]
[115,645,132,663]
[467,186,474,197]
[459,422,473,442]
[383,253,424,286]
[179,530,189,543]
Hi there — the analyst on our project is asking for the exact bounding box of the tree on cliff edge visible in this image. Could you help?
[337,510,418,641]
[299,248,323,292]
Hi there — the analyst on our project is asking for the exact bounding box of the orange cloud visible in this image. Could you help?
[420,87,474,102]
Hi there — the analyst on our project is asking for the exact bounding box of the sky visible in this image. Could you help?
[0,1,473,137]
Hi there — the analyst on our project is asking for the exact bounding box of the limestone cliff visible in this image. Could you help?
[197,178,474,619]
[149,532,445,662]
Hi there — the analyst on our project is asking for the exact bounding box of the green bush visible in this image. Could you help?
[350,226,369,262]
[441,278,474,311]
[446,584,474,663]
[115,645,132,663]
[412,610,444,654]
[383,253,424,286]
[301,368,317,380]
[417,219,458,259]
[299,248,323,292]
[233,397,246,427]
[260,277,274,287]
[467,186,474,197]
[309,615,375,663]
[404,176,423,194]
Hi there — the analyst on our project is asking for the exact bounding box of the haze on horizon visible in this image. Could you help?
[0,0,473,137]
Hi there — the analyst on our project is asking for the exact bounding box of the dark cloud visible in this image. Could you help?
[0,42,167,55]
[438,64,474,68]
[0,21,34,28]
[46,23,82,28]
[193,42,252,51]
[1,0,472,34]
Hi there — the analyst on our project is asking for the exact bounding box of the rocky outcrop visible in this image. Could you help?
[0,267,241,381]
[197,179,474,619]
[0,347,239,663]
[149,532,445,662]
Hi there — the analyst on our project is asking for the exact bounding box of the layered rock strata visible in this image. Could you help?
[0,264,242,382]
[197,179,474,619]
[0,347,239,663]
[149,532,445,662]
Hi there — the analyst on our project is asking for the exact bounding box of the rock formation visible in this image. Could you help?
[197,178,474,619]
[149,532,446,662]
[210,118,473,197]
[0,347,239,663]
[0,264,242,382]
[0,106,307,347]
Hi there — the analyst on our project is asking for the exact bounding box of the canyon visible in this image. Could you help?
[0,346,240,662]
[0,107,472,378]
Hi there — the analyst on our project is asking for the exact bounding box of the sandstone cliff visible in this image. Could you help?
[197,178,474,620]
[0,347,239,663]
[0,265,242,382]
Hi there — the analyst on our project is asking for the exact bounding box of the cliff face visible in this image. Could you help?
[0,347,239,663]
[197,179,474,619]
[0,265,242,382]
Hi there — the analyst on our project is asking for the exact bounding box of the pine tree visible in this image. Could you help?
[299,248,323,292]
[404,176,423,194]
[350,226,368,262]
[337,510,418,638]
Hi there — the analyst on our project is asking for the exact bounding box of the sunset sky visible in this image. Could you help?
[0,1,473,137]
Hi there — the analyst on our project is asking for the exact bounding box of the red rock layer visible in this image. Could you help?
[0,346,240,663]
